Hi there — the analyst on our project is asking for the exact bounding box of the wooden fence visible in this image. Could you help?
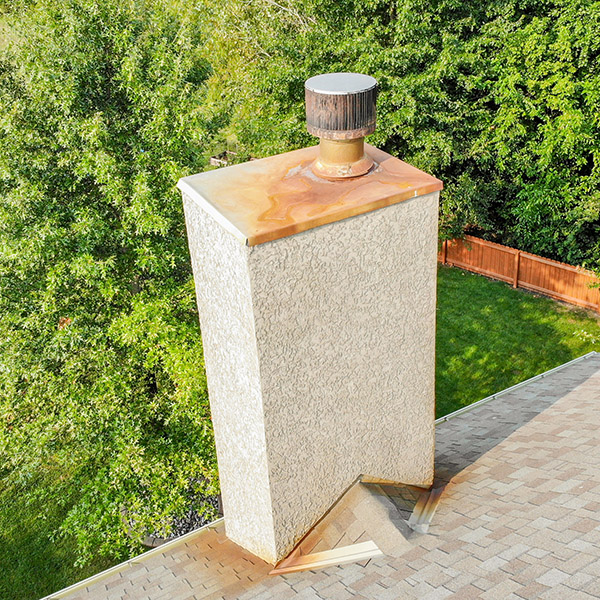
[439,236,600,313]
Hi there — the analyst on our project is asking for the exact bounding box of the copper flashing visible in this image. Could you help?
[177,144,443,246]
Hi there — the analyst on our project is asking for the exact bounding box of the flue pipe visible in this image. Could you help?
[305,72,377,179]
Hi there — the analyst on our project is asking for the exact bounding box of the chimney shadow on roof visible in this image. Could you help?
[433,354,599,486]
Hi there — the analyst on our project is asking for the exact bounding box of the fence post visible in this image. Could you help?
[513,250,521,289]
[442,239,448,265]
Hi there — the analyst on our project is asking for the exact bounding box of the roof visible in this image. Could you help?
[177,144,443,246]
[46,351,600,600]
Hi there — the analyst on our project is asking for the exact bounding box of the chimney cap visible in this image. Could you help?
[305,72,377,140]
[305,73,377,95]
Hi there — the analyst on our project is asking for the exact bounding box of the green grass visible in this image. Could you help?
[0,483,114,600]
[1,265,599,599]
[436,264,599,417]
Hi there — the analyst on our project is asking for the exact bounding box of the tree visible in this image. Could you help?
[479,0,600,268]
[0,0,218,564]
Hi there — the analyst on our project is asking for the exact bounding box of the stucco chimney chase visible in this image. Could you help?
[178,73,443,564]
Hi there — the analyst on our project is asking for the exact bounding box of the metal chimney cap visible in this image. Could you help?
[305,72,378,140]
[305,73,377,95]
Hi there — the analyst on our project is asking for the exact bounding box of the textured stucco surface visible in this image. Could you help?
[183,196,276,561]
[183,189,439,563]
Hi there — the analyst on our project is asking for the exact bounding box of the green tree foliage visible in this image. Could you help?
[0,0,218,564]
[202,0,600,269]
[481,0,600,266]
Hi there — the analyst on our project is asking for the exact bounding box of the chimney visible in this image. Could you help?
[178,73,443,564]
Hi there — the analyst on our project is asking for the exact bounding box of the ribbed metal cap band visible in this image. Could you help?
[305,73,377,140]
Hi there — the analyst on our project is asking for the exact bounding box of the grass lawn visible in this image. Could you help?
[0,482,114,600]
[436,264,599,417]
[1,265,599,599]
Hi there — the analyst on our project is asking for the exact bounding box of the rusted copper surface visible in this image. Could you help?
[178,144,443,247]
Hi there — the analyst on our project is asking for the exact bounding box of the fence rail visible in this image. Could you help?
[439,236,600,313]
